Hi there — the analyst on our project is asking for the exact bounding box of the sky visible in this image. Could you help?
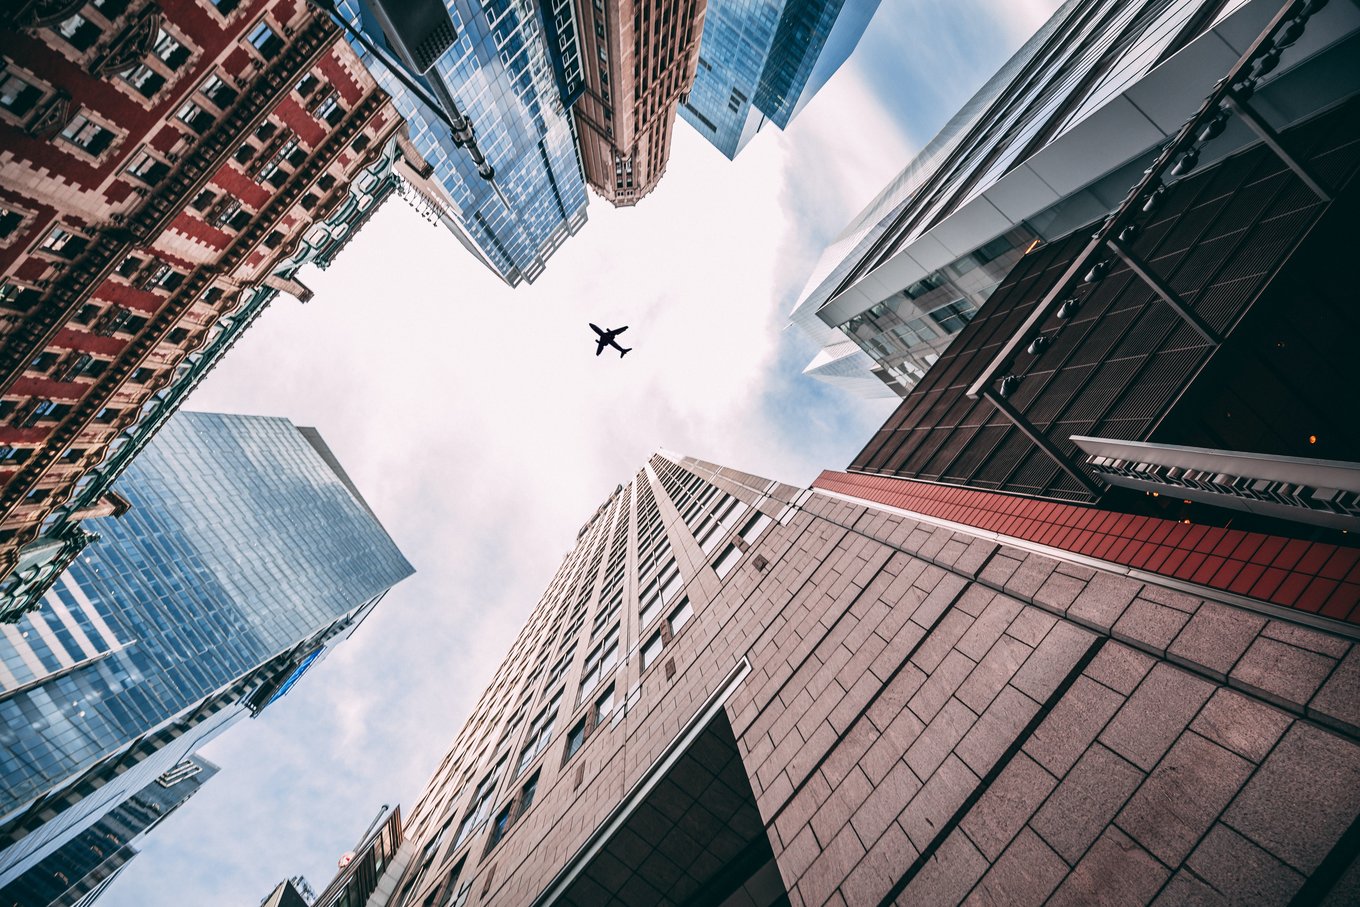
[99,1,1060,903]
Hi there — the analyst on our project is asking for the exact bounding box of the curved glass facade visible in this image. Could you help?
[337,0,589,285]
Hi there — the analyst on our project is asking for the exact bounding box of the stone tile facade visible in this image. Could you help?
[384,454,1360,906]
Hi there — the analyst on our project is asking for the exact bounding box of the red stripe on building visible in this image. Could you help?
[8,377,86,402]
[51,329,126,356]
[813,470,1360,624]
[95,281,164,315]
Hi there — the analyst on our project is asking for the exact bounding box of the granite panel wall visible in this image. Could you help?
[392,455,1360,906]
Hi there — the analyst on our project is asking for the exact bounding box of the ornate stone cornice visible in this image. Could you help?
[25,90,70,138]
[93,5,162,78]
[3,0,85,30]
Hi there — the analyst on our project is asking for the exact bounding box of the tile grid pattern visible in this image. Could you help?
[725,488,1360,905]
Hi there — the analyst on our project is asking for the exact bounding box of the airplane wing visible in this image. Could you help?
[589,323,604,335]
[613,325,628,335]
[595,338,607,356]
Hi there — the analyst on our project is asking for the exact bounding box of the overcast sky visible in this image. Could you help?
[101,2,1059,903]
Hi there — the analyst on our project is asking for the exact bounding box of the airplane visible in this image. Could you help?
[590,323,631,358]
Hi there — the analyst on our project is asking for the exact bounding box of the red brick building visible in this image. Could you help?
[571,0,706,206]
[0,0,409,602]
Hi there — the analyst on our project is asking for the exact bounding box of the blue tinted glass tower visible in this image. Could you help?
[0,412,413,887]
[336,0,589,286]
[0,755,218,907]
[679,0,881,158]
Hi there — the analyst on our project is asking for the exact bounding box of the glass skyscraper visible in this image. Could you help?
[336,0,589,286]
[789,0,1360,396]
[0,755,218,907]
[0,412,413,887]
[679,0,881,158]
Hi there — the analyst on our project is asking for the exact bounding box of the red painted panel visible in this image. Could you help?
[52,328,125,356]
[9,376,86,402]
[96,281,164,315]
[813,470,1359,627]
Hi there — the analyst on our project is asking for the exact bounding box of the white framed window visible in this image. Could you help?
[60,112,117,156]
[641,632,663,670]
[714,544,741,580]
[668,599,693,636]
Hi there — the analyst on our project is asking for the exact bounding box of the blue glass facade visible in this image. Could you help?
[679,0,880,158]
[336,0,589,286]
[0,755,217,907]
[0,412,413,827]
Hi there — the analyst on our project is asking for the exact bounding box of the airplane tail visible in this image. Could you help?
[620,347,631,357]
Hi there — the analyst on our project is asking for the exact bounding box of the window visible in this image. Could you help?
[713,544,741,580]
[53,14,100,51]
[120,63,165,98]
[928,298,977,334]
[593,684,615,725]
[485,802,513,850]
[639,580,662,631]
[578,628,618,700]
[641,632,663,670]
[402,819,452,905]
[452,758,505,849]
[211,198,242,228]
[545,646,574,689]
[29,351,60,372]
[313,95,343,126]
[563,717,586,760]
[668,599,693,636]
[210,0,242,13]
[0,69,43,117]
[60,114,116,155]
[902,274,944,300]
[199,74,237,108]
[93,0,132,16]
[190,189,217,211]
[0,205,23,240]
[152,28,191,69]
[176,100,213,134]
[515,692,559,776]
[0,282,40,311]
[247,21,284,59]
[126,150,169,185]
[295,73,319,96]
[517,772,539,818]
[740,513,771,544]
[39,226,86,259]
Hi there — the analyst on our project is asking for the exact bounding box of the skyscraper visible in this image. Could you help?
[0,755,218,907]
[0,411,413,889]
[0,1,432,622]
[569,0,708,206]
[352,451,1360,906]
[678,0,881,158]
[335,0,590,286]
[790,0,1360,397]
